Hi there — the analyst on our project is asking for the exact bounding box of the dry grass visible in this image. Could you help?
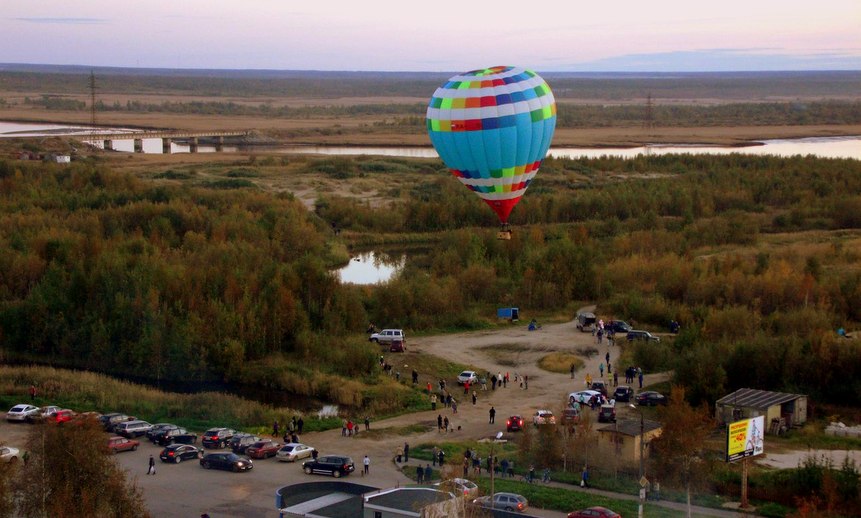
[537,352,585,374]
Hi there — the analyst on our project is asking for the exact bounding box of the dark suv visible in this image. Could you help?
[613,386,635,402]
[229,433,261,454]
[302,455,355,478]
[606,320,632,334]
[201,428,237,449]
[506,415,524,432]
[627,330,660,342]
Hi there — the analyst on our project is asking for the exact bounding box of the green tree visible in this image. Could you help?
[649,386,714,518]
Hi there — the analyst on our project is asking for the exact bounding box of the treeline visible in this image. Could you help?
[20,93,861,128]
[1,153,860,407]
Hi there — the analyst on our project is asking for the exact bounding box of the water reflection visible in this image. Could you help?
[337,251,405,285]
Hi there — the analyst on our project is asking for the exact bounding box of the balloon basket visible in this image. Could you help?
[497,230,512,240]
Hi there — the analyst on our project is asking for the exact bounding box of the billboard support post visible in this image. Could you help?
[741,457,749,508]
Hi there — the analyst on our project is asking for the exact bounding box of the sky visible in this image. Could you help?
[3,0,860,72]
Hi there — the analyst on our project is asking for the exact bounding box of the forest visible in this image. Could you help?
[0,151,860,412]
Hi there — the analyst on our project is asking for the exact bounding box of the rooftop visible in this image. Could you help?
[597,419,662,436]
[715,388,805,410]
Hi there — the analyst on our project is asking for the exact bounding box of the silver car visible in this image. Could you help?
[6,404,40,422]
[276,443,314,462]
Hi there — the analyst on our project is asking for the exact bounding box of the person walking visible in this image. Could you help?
[404,442,410,462]
[432,446,439,466]
[471,391,477,405]
[363,455,370,475]
[272,420,280,438]
[638,367,644,389]
[489,406,496,424]
[528,464,535,483]
[570,363,575,379]
[613,370,618,387]
[581,466,590,487]
[147,454,156,475]
[605,351,610,365]
[431,393,437,410]
[451,399,458,414]
[416,464,424,484]
[443,416,450,432]
[599,363,604,378]
[437,414,443,432]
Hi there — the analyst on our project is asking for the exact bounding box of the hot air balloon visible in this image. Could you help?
[426,66,556,238]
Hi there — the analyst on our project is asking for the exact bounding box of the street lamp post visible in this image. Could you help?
[630,404,645,518]
[489,431,503,511]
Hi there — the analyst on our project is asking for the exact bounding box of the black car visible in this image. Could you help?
[98,413,132,432]
[606,320,632,334]
[636,391,668,406]
[160,444,203,464]
[201,428,237,449]
[147,423,179,442]
[156,427,198,446]
[302,455,355,478]
[506,415,524,432]
[627,330,661,342]
[613,386,635,402]
[199,452,253,472]
[229,433,261,454]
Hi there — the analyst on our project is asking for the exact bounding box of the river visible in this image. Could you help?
[2,121,859,159]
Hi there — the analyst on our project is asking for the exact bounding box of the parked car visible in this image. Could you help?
[598,404,616,423]
[473,492,528,512]
[562,407,581,425]
[532,410,556,425]
[52,409,76,424]
[245,440,280,459]
[114,420,153,438]
[434,478,479,498]
[302,455,355,478]
[155,427,198,446]
[576,312,597,332]
[201,428,236,449]
[369,329,405,345]
[568,506,622,518]
[147,423,179,442]
[569,390,601,405]
[457,370,478,385]
[613,386,635,402]
[32,406,62,421]
[107,436,139,454]
[636,391,668,406]
[590,380,608,397]
[159,444,204,464]
[276,443,314,462]
[605,320,632,334]
[389,339,406,352]
[199,452,253,472]
[229,433,261,454]
[99,413,134,432]
[506,415,524,432]
[0,446,20,463]
[6,404,40,422]
[627,330,661,342]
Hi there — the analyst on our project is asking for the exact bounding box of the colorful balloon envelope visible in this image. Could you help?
[426,66,556,225]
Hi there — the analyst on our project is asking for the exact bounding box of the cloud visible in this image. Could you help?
[562,49,861,72]
[14,17,107,25]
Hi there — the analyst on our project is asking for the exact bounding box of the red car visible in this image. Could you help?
[53,409,76,423]
[245,440,280,459]
[568,506,621,518]
[107,436,139,454]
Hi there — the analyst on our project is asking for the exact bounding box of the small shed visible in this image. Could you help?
[597,418,663,463]
[363,487,458,518]
[715,388,808,433]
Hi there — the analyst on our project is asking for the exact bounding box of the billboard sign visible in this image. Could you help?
[726,416,765,462]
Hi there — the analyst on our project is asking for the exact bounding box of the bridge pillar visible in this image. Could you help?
[133,138,143,153]
[162,138,171,154]
[103,139,113,151]
[189,137,199,153]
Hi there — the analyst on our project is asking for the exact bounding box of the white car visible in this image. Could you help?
[457,370,478,385]
[0,446,20,462]
[276,443,314,462]
[569,390,601,405]
[369,329,405,344]
[6,404,40,422]
[532,410,556,425]
[434,477,478,497]
[39,406,62,417]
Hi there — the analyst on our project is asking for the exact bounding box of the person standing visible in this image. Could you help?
[437,414,443,432]
[443,416,450,432]
[489,406,496,424]
[570,363,575,379]
[432,446,439,466]
[524,375,528,390]
[613,371,618,387]
[364,416,371,431]
[599,363,604,378]
[581,465,590,487]
[431,394,437,410]
[438,450,445,466]
[471,391,477,405]
[404,442,410,462]
[147,454,156,475]
[638,367,644,389]
[363,455,370,475]
[297,417,304,434]
[29,384,36,401]
[605,351,610,365]
[273,420,280,438]
[425,463,433,482]
[452,400,458,414]
[416,464,424,484]
[427,381,432,394]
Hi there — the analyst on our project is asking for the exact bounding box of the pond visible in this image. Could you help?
[336,251,405,285]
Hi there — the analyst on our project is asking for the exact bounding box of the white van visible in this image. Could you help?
[115,420,153,438]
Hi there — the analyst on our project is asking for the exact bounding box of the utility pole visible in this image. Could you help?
[631,404,645,518]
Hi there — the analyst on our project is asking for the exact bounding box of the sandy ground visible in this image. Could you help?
[758,449,861,470]
[0,312,848,517]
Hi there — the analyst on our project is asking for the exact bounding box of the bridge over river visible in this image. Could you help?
[84,130,249,153]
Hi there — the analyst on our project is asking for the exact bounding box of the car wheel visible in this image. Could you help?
[175,456,182,464]
[304,466,312,474]
[202,461,211,469]
[132,444,138,451]
[333,470,341,478]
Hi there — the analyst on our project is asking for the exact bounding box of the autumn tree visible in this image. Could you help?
[13,418,151,518]
[649,385,715,518]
